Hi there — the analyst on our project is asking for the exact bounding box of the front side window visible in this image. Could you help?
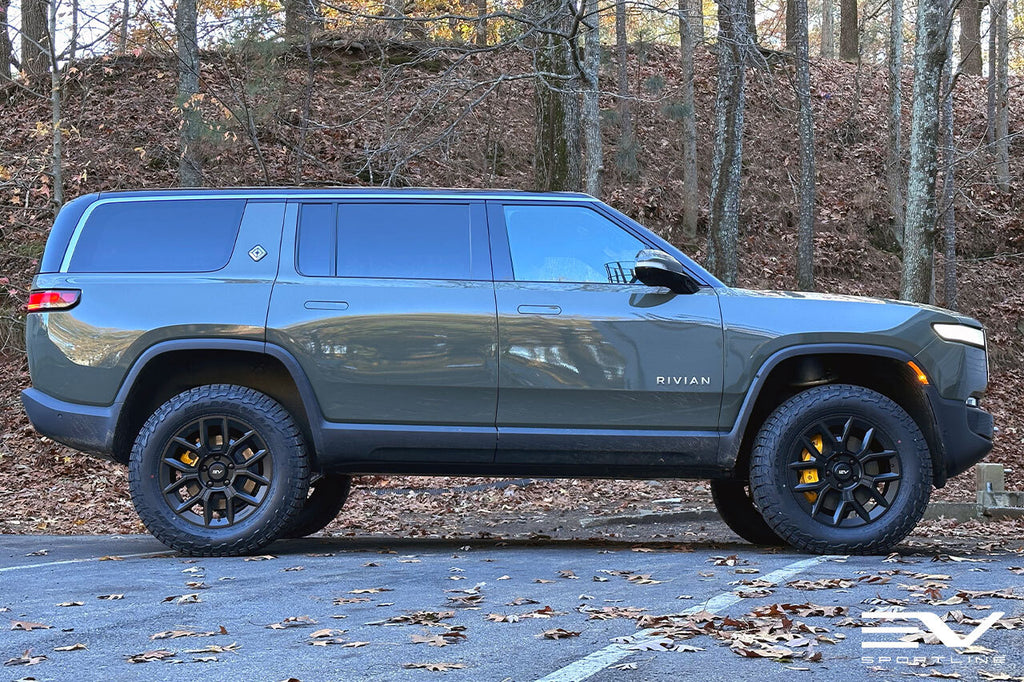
[504,205,647,284]
[68,199,245,273]
[296,202,477,280]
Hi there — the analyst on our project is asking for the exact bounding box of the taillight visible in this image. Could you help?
[26,289,80,312]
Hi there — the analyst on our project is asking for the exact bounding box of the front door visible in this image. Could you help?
[489,201,724,465]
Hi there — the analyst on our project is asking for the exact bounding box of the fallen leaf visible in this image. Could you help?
[403,662,466,671]
[267,616,317,629]
[56,601,83,607]
[540,628,580,639]
[4,650,46,666]
[10,621,52,631]
[244,555,277,561]
[97,594,124,600]
[53,643,87,652]
[126,649,175,664]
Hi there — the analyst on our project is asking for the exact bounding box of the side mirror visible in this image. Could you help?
[634,249,700,294]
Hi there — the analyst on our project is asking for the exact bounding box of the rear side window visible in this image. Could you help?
[67,199,246,273]
[296,202,480,280]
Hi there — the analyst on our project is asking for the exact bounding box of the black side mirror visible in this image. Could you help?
[634,249,701,294]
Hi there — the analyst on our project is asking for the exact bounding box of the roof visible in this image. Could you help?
[92,187,597,202]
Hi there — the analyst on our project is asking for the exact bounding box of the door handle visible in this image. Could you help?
[517,305,561,315]
[304,300,350,311]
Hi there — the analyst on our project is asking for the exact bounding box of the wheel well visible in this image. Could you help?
[734,353,942,486]
[112,350,317,466]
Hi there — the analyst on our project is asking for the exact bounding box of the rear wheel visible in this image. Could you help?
[128,385,310,556]
[750,384,931,555]
[710,480,785,545]
[282,474,352,538]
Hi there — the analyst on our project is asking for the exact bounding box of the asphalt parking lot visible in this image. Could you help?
[2,533,1023,681]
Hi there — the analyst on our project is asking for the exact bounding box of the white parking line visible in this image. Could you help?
[0,550,174,572]
[535,554,844,682]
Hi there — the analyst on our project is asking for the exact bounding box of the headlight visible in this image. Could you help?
[932,323,986,349]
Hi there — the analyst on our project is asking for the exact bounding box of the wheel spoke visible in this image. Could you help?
[862,483,891,509]
[851,496,872,522]
[202,490,214,526]
[234,491,261,508]
[789,458,820,470]
[173,492,202,516]
[226,430,256,458]
[859,449,897,463]
[244,448,269,466]
[220,417,230,452]
[839,417,854,449]
[856,427,875,457]
[198,418,211,450]
[810,488,829,518]
[794,480,827,494]
[816,422,837,452]
[239,470,271,487]
[831,497,848,526]
[163,475,198,495]
[171,436,199,454]
[869,471,901,484]
[163,457,193,473]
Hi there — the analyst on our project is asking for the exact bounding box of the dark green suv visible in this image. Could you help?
[22,189,993,556]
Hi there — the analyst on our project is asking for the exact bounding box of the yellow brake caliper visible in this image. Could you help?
[800,434,823,502]
[180,449,199,467]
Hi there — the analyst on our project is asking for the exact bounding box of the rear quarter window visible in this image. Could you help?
[67,199,246,273]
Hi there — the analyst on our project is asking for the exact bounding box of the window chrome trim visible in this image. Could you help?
[59,192,598,273]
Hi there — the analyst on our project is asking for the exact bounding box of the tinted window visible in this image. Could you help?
[68,199,245,273]
[296,203,334,276]
[504,205,646,283]
[335,203,474,280]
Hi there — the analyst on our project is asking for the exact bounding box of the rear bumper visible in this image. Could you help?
[931,394,993,483]
[20,388,120,460]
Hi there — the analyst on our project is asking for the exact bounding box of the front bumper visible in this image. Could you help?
[21,388,121,460]
[931,394,994,483]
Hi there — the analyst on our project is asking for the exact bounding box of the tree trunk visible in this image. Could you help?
[47,0,63,209]
[582,0,602,196]
[994,0,1009,191]
[21,0,49,87]
[746,0,757,44]
[0,0,13,81]
[820,0,835,57]
[119,0,129,54]
[532,0,582,192]
[708,0,752,286]
[615,0,638,182]
[839,0,857,61]
[285,0,316,37]
[475,0,488,46]
[794,0,815,290]
[786,0,797,51]
[958,0,982,75]
[986,0,996,143]
[678,0,699,241]
[176,0,203,187]
[68,0,78,62]
[886,0,905,246]
[940,19,957,309]
[689,0,705,41]
[899,0,946,303]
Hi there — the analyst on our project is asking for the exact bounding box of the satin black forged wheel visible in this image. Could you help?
[129,385,310,557]
[282,474,352,538]
[750,384,931,555]
[710,480,785,546]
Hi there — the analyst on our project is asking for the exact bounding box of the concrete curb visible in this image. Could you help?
[581,501,1020,528]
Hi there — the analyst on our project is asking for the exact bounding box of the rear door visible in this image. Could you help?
[266,199,498,462]
[489,201,724,465]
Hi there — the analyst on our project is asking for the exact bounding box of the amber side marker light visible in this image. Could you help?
[907,360,929,385]
[25,289,80,312]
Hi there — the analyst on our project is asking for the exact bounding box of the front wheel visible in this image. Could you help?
[750,384,931,555]
[128,384,310,556]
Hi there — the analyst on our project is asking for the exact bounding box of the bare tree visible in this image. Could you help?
[786,0,796,50]
[475,0,488,46]
[794,0,815,290]
[532,0,582,191]
[940,16,957,309]
[900,0,948,302]
[285,0,316,37]
[582,0,602,196]
[176,0,203,186]
[689,0,704,41]
[986,0,996,142]
[678,0,699,240]
[707,0,753,286]
[839,0,857,61]
[0,0,13,81]
[958,0,983,74]
[22,0,49,86]
[46,0,63,207]
[886,0,904,245]
[615,0,638,181]
[994,0,1009,191]
[745,0,757,43]
[821,0,835,57]
[119,0,129,53]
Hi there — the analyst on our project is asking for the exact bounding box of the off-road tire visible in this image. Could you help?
[129,384,310,556]
[282,474,352,538]
[750,384,931,555]
[710,480,786,545]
